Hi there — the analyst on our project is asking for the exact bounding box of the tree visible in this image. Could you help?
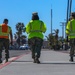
[46,33,55,49]
[46,29,60,50]
[15,22,26,47]
[53,29,60,50]
[54,29,59,41]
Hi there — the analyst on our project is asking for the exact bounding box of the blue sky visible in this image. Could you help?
[0,0,75,39]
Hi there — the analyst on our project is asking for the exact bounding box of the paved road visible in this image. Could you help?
[2,49,69,61]
[0,50,75,75]
[2,50,30,60]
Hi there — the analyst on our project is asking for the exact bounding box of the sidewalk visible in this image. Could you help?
[0,50,75,75]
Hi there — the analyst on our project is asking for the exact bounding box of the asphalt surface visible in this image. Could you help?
[2,50,30,60]
[0,50,75,75]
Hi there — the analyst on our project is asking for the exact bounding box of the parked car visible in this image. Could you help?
[19,44,30,50]
[9,45,15,50]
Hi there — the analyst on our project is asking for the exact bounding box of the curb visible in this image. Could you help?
[0,52,30,69]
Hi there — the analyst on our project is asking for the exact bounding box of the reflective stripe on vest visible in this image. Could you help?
[30,21,42,32]
[0,24,10,39]
[69,33,75,36]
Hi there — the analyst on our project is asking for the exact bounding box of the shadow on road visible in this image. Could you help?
[11,60,75,64]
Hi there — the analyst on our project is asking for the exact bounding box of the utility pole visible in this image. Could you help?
[66,0,72,23]
[60,22,65,39]
[51,8,53,34]
[66,0,70,23]
[69,0,72,18]
[60,22,66,50]
[66,0,72,38]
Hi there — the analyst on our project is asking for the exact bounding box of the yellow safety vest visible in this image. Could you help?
[0,24,11,39]
[30,21,42,32]
[66,19,75,39]
[26,20,47,39]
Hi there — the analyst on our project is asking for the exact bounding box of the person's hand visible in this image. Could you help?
[66,36,69,42]
[10,41,13,45]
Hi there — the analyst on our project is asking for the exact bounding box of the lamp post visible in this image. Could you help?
[66,0,72,39]
[60,22,66,50]
[66,0,72,23]
[51,8,53,35]
[69,0,72,18]
[66,0,69,23]
[60,22,66,39]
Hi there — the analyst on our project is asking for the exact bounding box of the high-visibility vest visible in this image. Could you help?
[0,24,11,39]
[26,20,47,39]
[30,21,42,32]
[66,19,75,39]
[69,21,75,36]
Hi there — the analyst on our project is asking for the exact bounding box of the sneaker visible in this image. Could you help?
[33,59,36,63]
[69,57,74,62]
[5,59,8,63]
[36,58,40,64]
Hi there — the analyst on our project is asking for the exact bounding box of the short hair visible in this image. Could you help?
[71,12,75,19]
[3,19,8,23]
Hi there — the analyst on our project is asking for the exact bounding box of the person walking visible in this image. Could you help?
[66,12,75,62]
[0,19,13,63]
[25,12,47,63]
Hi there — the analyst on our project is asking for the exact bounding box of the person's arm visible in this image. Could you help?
[42,22,47,33]
[66,21,70,35]
[26,22,31,34]
[66,21,70,42]
[10,30,13,45]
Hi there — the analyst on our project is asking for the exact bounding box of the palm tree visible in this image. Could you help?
[15,22,25,47]
[54,29,60,50]
[46,29,60,50]
[16,22,25,33]
[46,33,55,49]
[54,29,59,41]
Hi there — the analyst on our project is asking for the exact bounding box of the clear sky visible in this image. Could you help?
[0,0,75,39]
